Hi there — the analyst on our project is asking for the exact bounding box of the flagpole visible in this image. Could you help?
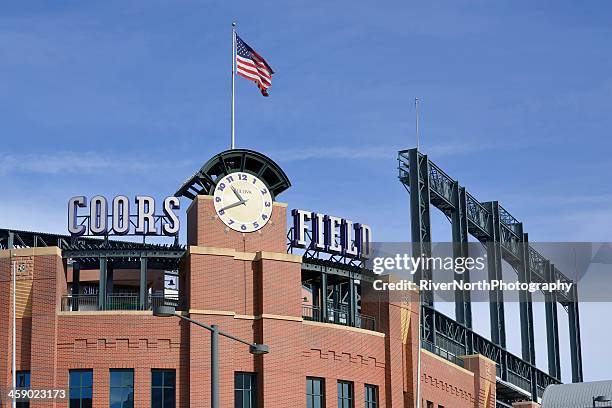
[231,22,236,150]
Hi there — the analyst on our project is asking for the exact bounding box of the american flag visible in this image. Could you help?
[235,35,274,96]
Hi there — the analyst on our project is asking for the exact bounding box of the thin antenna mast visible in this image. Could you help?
[415,97,420,150]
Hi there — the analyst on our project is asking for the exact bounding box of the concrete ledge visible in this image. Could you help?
[58,310,153,316]
[302,320,386,337]
[254,251,302,263]
[189,310,301,322]
[189,309,237,316]
[422,349,475,377]
[188,246,256,261]
[188,246,302,264]
[234,314,256,320]
[460,352,497,367]
[260,313,303,322]
[0,247,62,258]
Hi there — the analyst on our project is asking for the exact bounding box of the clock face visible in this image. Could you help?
[213,172,273,232]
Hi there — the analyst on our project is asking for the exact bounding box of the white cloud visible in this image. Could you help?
[269,142,496,162]
[0,151,194,176]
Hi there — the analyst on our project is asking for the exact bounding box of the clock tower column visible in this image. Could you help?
[178,150,303,407]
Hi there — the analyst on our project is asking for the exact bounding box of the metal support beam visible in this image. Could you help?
[545,262,561,380]
[519,232,536,365]
[321,272,328,322]
[518,232,537,400]
[485,201,506,348]
[140,257,148,310]
[568,284,584,382]
[452,183,472,329]
[106,265,114,296]
[98,257,107,310]
[348,277,356,327]
[72,262,81,311]
[408,149,433,306]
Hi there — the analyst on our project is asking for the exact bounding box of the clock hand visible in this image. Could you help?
[231,185,246,203]
[219,199,248,212]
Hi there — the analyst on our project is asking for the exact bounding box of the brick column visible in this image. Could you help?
[186,196,301,407]
[0,248,64,407]
[361,277,418,408]
[462,354,497,408]
[0,256,11,407]
[30,251,64,400]
[253,252,303,408]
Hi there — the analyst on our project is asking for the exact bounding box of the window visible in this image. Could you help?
[364,384,378,408]
[306,377,325,408]
[151,369,175,408]
[426,402,433,408]
[110,369,134,408]
[235,372,257,408]
[69,369,93,408]
[337,381,353,408]
[16,371,30,408]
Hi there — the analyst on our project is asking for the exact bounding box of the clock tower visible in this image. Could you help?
[175,149,305,407]
[176,149,292,252]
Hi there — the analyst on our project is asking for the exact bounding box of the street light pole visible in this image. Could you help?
[211,325,219,408]
[152,305,269,408]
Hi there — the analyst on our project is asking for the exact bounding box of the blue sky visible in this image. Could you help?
[1,1,611,383]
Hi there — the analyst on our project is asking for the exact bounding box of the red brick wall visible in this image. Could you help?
[0,194,504,408]
[56,314,191,407]
[420,351,475,408]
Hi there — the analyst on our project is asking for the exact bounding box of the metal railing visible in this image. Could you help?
[61,293,181,312]
[105,293,140,310]
[61,294,98,311]
[421,339,465,368]
[302,304,377,331]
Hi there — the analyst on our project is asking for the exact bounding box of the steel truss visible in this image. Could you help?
[398,148,583,401]
[422,305,557,403]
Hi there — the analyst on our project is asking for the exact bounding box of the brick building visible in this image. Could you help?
[0,150,505,408]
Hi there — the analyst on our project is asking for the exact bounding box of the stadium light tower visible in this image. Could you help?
[152,305,269,408]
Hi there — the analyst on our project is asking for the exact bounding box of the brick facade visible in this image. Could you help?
[1,196,501,407]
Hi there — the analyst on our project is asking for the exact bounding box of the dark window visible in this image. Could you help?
[234,372,257,408]
[306,377,325,408]
[110,369,134,408]
[16,371,30,408]
[426,402,433,408]
[151,369,176,408]
[364,384,378,408]
[69,370,93,408]
[337,381,353,408]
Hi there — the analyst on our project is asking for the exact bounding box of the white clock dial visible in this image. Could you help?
[213,172,273,232]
